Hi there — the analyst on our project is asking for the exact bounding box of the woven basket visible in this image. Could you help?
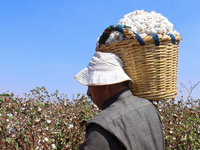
[96,25,182,101]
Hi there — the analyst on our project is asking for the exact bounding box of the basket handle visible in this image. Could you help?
[150,33,177,46]
[133,32,145,46]
[167,33,176,44]
[98,25,145,46]
[151,34,160,46]
[98,25,177,46]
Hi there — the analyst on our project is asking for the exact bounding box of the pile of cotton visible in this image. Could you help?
[96,10,179,46]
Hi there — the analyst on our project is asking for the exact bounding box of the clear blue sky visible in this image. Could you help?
[0,0,199,100]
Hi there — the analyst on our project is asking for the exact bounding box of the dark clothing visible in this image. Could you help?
[81,123,126,150]
[80,89,165,150]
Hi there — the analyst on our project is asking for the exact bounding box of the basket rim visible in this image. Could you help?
[96,34,182,51]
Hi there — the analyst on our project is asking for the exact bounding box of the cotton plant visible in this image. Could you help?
[0,83,199,149]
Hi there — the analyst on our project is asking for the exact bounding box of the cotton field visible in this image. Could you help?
[0,83,200,149]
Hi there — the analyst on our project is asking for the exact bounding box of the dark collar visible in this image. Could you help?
[102,88,129,110]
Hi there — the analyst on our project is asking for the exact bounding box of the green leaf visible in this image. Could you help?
[178,143,184,148]
[33,105,38,109]
[15,109,20,113]
[6,137,12,143]
[45,103,49,107]
[59,110,64,114]
[12,100,17,103]
[53,89,59,97]
[27,122,32,126]
[0,93,10,97]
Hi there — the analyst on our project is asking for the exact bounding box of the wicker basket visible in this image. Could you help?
[96,26,182,101]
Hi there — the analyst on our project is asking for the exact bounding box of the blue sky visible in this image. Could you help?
[0,0,200,100]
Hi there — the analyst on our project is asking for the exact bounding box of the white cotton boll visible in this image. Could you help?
[148,30,154,35]
[168,22,173,28]
[123,14,129,18]
[157,29,163,34]
[154,22,160,28]
[165,25,171,30]
[149,24,154,30]
[138,24,144,31]
[96,10,179,45]
[169,29,179,35]
[119,34,124,41]
[96,38,100,46]
[106,33,114,44]
[144,28,150,35]
[161,17,168,23]
[69,124,73,129]
[160,27,167,34]
[141,24,146,30]
[131,26,137,33]
[150,11,155,16]
[113,31,119,37]
[125,18,131,23]
[160,22,167,28]
[7,123,11,129]
[140,33,147,36]
[127,21,132,26]
[134,22,140,29]
[52,144,56,149]
[7,113,12,117]
[46,120,51,124]
[131,13,135,18]
[35,119,40,123]
[118,19,123,25]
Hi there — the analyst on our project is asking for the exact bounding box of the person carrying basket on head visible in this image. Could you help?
[74,52,165,150]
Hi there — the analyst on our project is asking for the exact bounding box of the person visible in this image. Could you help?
[74,52,165,150]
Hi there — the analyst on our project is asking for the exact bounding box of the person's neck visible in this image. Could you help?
[107,85,128,100]
[102,88,129,110]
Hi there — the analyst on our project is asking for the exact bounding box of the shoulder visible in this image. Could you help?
[88,91,157,126]
[80,123,125,150]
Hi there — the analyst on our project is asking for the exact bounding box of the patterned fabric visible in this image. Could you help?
[80,89,165,150]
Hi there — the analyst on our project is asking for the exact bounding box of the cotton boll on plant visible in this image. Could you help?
[96,10,179,45]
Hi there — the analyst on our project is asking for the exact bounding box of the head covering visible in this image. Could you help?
[74,52,133,86]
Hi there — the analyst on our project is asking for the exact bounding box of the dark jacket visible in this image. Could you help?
[80,89,164,150]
